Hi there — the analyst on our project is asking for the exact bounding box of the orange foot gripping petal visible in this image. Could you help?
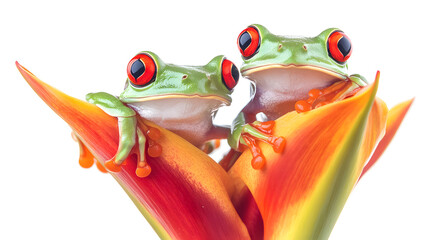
[104,125,162,178]
[295,79,361,113]
[73,131,108,173]
[242,121,286,170]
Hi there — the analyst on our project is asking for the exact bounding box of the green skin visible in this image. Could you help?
[229,25,368,148]
[86,51,246,165]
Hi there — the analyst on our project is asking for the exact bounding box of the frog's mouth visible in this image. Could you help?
[242,64,346,78]
[242,64,346,99]
[120,94,231,105]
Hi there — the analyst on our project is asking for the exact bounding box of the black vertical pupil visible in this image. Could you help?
[239,32,252,51]
[131,59,145,79]
[338,37,351,56]
[231,64,239,82]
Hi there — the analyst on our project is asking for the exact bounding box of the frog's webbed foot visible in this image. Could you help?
[71,131,107,173]
[104,118,163,178]
[295,77,365,113]
[229,119,285,169]
[240,121,286,169]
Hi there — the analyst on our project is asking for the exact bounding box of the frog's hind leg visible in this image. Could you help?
[135,128,151,178]
[71,131,107,173]
[134,123,163,177]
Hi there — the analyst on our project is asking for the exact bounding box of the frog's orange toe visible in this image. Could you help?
[295,100,312,113]
[148,143,162,158]
[147,127,161,141]
[136,164,152,178]
[104,159,122,172]
[308,89,322,98]
[95,160,108,173]
[251,155,266,169]
[271,136,286,153]
[79,156,94,168]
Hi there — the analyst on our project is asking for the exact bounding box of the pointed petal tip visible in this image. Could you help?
[359,97,414,179]
[371,70,380,92]
[16,61,30,77]
[16,61,46,91]
[404,97,415,106]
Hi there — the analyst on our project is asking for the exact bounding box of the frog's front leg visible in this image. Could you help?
[295,74,368,113]
[228,112,286,169]
[86,92,154,177]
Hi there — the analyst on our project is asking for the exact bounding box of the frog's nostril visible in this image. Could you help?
[278,44,283,51]
[302,45,307,51]
[182,74,188,80]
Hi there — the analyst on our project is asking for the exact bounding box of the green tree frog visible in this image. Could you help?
[235,24,367,121]
[82,51,283,177]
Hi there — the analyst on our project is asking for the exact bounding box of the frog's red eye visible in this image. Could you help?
[237,26,260,59]
[127,53,157,87]
[221,59,239,90]
[327,31,352,64]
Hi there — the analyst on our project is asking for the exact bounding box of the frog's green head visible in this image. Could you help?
[237,24,352,82]
[119,51,239,106]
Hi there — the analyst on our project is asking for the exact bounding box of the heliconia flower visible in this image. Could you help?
[16,62,251,239]
[359,98,414,179]
[229,72,413,239]
[17,62,412,240]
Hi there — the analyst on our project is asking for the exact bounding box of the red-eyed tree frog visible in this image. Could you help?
[82,51,283,177]
[225,25,368,169]
[235,24,367,121]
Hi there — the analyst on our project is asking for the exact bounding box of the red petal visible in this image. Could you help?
[17,62,250,240]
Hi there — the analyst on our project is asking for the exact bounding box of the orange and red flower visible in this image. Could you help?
[17,63,412,240]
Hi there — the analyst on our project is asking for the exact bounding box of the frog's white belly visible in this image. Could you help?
[244,66,344,120]
[127,98,223,147]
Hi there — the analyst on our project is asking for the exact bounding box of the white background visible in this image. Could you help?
[1,1,427,239]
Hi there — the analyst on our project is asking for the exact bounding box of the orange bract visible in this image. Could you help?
[18,61,412,240]
[17,62,251,240]
[229,73,392,239]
